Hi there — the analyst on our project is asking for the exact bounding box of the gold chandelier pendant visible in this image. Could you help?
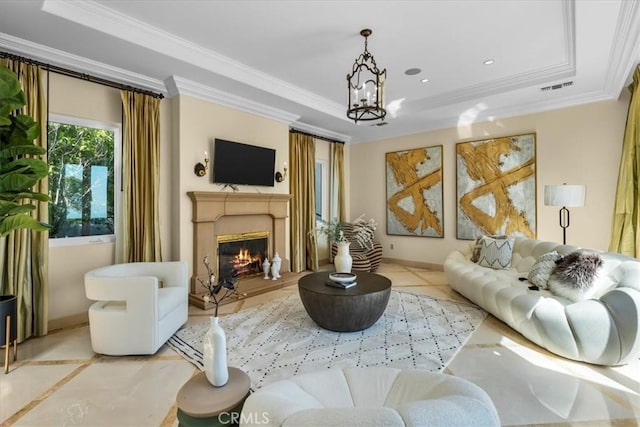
[347,28,387,123]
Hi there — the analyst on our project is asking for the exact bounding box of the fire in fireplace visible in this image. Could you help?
[217,231,269,279]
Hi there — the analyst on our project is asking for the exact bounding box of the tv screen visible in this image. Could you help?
[212,139,276,187]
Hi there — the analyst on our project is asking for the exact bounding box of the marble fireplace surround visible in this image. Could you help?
[187,191,292,309]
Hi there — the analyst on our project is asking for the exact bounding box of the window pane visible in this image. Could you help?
[315,161,323,220]
[48,121,115,238]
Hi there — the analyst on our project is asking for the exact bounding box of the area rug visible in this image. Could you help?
[168,290,486,389]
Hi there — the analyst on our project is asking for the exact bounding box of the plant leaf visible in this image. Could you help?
[0,214,51,237]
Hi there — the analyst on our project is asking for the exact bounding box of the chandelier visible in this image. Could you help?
[347,29,387,123]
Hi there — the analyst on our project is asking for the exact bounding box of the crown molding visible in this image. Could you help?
[603,0,640,95]
[0,33,168,95]
[166,75,300,124]
[41,0,347,121]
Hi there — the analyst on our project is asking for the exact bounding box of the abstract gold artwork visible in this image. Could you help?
[456,133,536,240]
[386,145,443,238]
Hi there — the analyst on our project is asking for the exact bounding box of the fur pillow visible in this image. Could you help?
[528,251,563,289]
[548,251,603,302]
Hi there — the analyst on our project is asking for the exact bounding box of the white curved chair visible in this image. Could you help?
[84,261,188,356]
[240,367,500,427]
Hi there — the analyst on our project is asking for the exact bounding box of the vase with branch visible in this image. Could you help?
[198,256,239,387]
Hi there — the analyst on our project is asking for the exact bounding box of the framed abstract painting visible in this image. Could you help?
[456,133,536,240]
[386,145,444,238]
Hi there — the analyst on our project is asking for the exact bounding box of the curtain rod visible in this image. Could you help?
[1,51,164,99]
[289,128,345,144]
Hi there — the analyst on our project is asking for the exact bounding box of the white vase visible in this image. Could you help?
[203,316,229,387]
[263,258,271,280]
[271,252,282,280]
[334,242,353,273]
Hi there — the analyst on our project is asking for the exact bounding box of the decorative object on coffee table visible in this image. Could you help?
[298,271,391,332]
[0,295,17,374]
[333,241,353,273]
[176,367,250,427]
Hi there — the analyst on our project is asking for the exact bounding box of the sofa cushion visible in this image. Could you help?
[528,251,563,289]
[548,251,603,302]
[477,236,515,269]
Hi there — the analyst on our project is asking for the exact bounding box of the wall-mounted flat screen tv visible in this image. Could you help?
[212,139,276,187]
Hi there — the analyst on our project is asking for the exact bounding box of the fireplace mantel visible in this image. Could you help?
[187,191,292,309]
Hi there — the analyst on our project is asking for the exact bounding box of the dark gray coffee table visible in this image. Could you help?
[298,271,392,332]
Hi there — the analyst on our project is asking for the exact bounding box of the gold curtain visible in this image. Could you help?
[289,132,318,272]
[610,64,640,257]
[330,142,347,222]
[0,60,49,342]
[120,91,162,262]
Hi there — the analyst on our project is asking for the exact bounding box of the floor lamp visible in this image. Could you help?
[544,184,586,245]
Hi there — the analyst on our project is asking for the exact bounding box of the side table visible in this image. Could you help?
[176,367,251,427]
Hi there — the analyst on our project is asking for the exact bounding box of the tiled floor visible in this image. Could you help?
[1,262,638,426]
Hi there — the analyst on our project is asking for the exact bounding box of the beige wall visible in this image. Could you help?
[47,73,173,327]
[350,94,631,267]
[44,72,629,326]
[173,95,290,280]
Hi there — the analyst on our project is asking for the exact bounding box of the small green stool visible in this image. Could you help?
[176,368,251,427]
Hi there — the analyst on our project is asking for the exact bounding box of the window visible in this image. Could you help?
[47,115,121,245]
[315,161,323,220]
[315,160,328,222]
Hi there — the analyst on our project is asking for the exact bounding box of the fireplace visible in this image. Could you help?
[217,231,269,279]
[188,192,292,309]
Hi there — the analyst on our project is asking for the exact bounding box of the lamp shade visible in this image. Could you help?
[544,184,586,207]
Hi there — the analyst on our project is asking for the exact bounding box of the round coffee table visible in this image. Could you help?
[298,271,392,332]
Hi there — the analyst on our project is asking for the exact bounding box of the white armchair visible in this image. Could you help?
[84,261,188,356]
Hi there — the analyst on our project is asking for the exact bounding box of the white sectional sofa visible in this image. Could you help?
[444,237,640,366]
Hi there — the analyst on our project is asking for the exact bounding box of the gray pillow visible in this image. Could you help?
[528,251,563,289]
[477,235,515,270]
[471,234,507,263]
[548,251,603,302]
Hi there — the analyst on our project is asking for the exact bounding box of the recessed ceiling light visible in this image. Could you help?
[420,78,429,83]
[483,59,495,65]
[405,68,421,76]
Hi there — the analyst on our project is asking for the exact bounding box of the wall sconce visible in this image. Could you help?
[194,151,209,177]
[275,162,287,182]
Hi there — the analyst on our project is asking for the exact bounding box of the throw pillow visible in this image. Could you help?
[477,236,515,270]
[527,251,563,289]
[547,251,604,302]
[471,234,507,263]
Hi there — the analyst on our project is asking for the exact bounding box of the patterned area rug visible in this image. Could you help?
[168,290,486,389]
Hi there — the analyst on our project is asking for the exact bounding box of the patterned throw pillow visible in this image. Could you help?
[528,251,563,289]
[471,234,507,263]
[477,236,515,269]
